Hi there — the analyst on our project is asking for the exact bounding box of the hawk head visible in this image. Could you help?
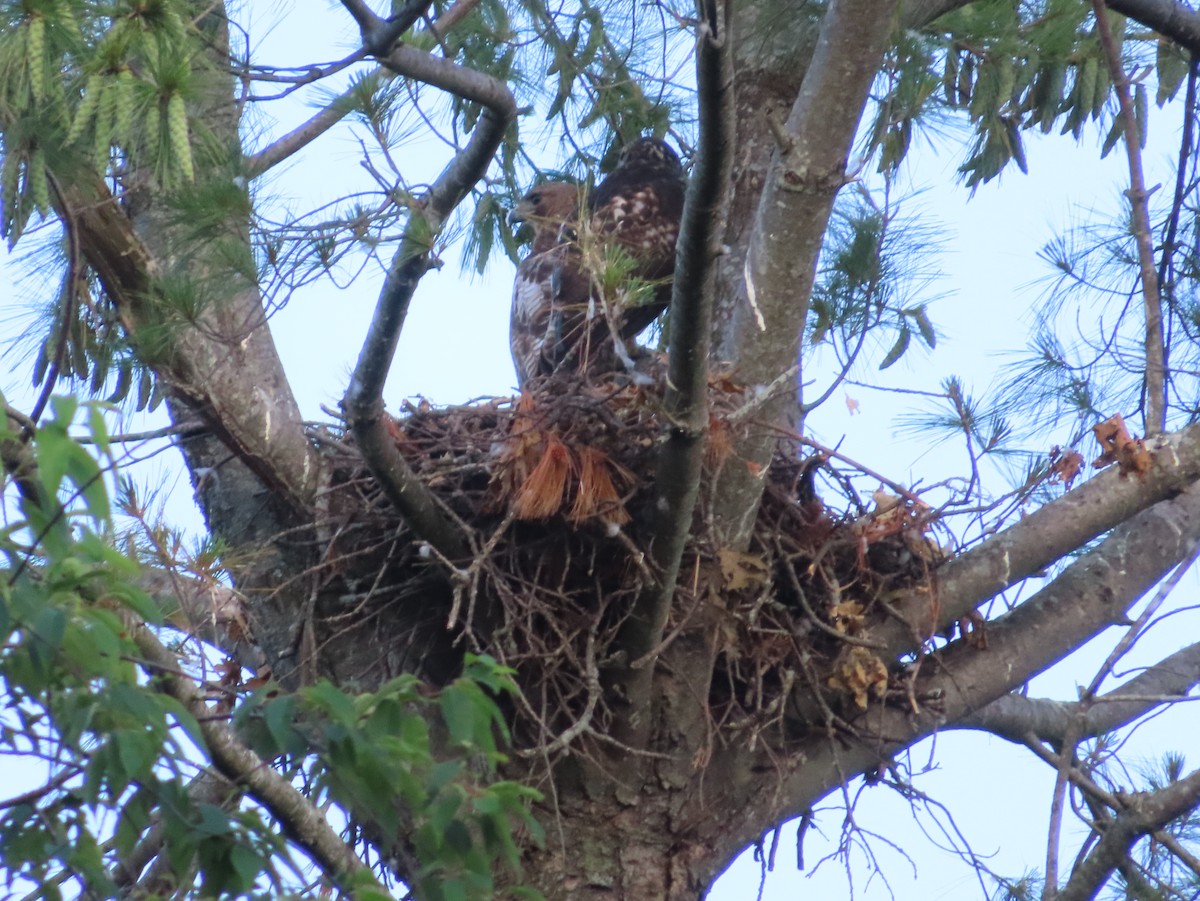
[613,137,683,177]
[507,181,580,229]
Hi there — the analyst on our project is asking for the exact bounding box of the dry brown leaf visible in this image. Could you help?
[828,601,866,635]
[827,647,888,710]
[1048,445,1085,489]
[1092,414,1151,478]
[718,548,770,591]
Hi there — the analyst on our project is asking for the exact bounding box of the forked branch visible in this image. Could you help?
[341,40,516,562]
[709,0,903,547]
[874,422,1200,661]
[1055,766,1200,901]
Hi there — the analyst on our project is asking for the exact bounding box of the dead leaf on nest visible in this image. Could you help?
[827,647,888,710]
[718,548,770,591]
[1092,414,1151,478]
[827,601,866,635]
[1047,445,1085,489]
[384,415,407,447]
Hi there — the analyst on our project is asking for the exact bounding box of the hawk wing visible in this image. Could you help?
[510,242,600,386]
[508,182,583,387]
[589,137,686,339]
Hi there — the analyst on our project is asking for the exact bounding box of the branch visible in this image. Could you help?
[607,0,734,743]
[873,421,1200,662]
[341,44,515,562]
[1055,767,1200,901]
[137,568,267,674]
[58,178,317,514]
[1022,740,1200,889]
[908,0,1200,55]
[754,482,1200,854]
[956,641,1200,744]
[340,0,434,56]
[247,0,482,178]
[1094,0,1166,436]
[112,769,239,891]
[122,610,378,892]
[245,70,374,178]
[709,0,903,548]
[1106,0,1200,55]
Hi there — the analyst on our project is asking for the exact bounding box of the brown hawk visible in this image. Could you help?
[508,137,685,386]
[507,181,583,388]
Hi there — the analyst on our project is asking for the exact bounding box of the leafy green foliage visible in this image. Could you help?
[233,657,542,901]
[870,0,1174,187]
[807,193,941,386]
[0,412,541,899]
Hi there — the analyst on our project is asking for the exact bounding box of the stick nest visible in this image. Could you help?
[313,370,949,753]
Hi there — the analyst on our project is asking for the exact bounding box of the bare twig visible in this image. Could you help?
[1093,0,1167,434]
[607,0,734,744]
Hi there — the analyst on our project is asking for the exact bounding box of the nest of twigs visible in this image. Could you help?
[311,369,948,750]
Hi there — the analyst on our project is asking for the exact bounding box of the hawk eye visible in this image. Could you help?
[527,192,541,204]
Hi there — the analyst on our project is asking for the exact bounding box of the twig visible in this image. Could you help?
[1155,57,1197,296]
[245,64,373,178]
[1083,543,1200,698]
[1093,0,1166,434]
[341,40,516,563]
[607,0,733,745]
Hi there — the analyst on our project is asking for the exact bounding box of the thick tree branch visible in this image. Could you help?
[873,421,1200,662]
[137,568,267,674]
[957,641,1200,744]
[1094,0,1167,436]
[1106,0,1200,55]
[121,610,378,892]
[709,0,902,548]
[753,481,1200,856]
[60,177,317,515]
[608,0,734,743]
[906,0,1200,55]
[342,45,516,562]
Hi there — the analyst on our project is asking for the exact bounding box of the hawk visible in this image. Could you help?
[507,181,584,388]
[507,137,686,386]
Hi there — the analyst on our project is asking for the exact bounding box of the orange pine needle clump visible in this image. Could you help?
[512,432,575,520]
[569,445,631,525]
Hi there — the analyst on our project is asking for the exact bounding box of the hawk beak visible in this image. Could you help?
[506,206,526,227]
